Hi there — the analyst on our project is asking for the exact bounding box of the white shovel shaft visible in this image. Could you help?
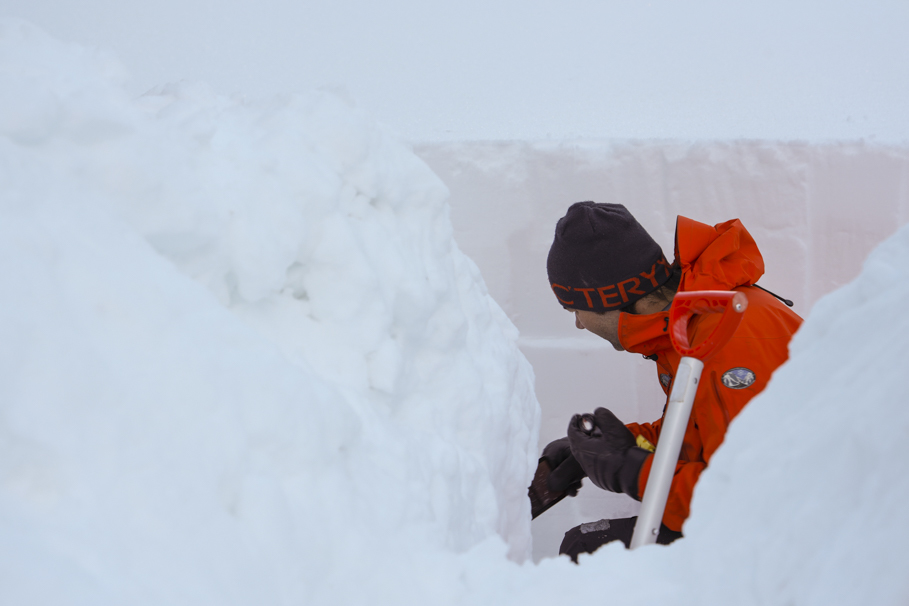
[630,356,704,549]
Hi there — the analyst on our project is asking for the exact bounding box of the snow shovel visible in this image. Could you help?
[629,290,748,549]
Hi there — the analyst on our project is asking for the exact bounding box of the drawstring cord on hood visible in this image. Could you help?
[754,284,794,308]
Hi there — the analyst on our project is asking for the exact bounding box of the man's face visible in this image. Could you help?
[573,309,625,351]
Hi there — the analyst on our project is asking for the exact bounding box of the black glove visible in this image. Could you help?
[541,437,586,496]
[567,407,652,500]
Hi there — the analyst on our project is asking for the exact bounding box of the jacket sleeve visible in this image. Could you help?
[625,419,662,447]
[636,455,706,531]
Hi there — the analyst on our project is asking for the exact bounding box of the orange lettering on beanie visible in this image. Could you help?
[597,285,623,308]
[551,283,574,305]
[656,257,672,276]
[575,288,596,308]
[640,264,660,287]
[618,277,645,302]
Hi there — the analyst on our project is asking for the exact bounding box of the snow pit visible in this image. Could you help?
[3,18,909,606]
[418,139,909,560]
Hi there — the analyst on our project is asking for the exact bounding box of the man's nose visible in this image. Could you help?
[575,314,584,330]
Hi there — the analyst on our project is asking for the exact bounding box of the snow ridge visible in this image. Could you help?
[1,19,537,604]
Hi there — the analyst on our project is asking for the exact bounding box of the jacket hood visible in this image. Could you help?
[674,216,764,292]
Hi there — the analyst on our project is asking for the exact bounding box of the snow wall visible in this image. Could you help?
[0,19,539,602]
[416,140,909,561]
[3,18,909,606]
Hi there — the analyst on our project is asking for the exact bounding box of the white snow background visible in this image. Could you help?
[3,17,909,606]
[3,0,908,142]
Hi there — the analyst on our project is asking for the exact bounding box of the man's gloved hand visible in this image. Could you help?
[541,437,586,496]
[566,407,652,500]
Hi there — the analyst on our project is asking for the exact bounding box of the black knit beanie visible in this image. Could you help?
[547,202,672,312]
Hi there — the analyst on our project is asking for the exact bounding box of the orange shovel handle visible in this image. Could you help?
[669,291,748,360]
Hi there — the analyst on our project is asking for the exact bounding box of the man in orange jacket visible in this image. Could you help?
[541,201,803,561]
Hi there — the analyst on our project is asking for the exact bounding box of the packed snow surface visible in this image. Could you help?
[3,20,909,605]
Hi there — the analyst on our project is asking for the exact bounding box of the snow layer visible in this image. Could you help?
[0,19,538,603]
[3,19,909,606]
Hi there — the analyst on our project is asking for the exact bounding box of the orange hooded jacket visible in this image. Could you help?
[620,216,803,532]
